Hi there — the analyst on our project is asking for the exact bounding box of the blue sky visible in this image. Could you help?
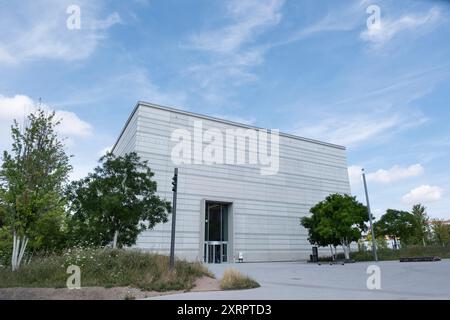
[0,0,449,219]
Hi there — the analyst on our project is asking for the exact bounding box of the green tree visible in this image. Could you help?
[66,152,171,248]
[0,203,5,227]
[0,110,71,270]
[301,194,368,260]
[374,209,417,248]
[301,208,341,260]
[431,220,450,246]
[411,204,430,246]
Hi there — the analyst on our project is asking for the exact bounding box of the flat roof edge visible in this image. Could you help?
[112,101,347,153]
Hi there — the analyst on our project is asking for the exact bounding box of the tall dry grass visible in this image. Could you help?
[220,268,260,290]
[0,247,212,291]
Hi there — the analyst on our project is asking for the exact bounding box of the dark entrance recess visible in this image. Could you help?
[204,202,228,263]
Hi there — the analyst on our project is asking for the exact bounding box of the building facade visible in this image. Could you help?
[112,101,351,263]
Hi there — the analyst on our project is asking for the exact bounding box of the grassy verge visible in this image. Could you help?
[0,247,213,291]
[220,268,260,290]
[319,245,450,262]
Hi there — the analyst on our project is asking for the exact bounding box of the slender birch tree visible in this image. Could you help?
[0,110,71,270]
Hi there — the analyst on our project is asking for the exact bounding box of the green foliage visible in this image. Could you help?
[0,248,211,291]
[301,208,340,248]
[0,109,71,253]
[0,203,5,227]
[31,209,68,251]
[300,194,368,250]
[348,245,450,262]
[374,209,418,245]
[431,220,450,246]
[0,227,12,267]
[374,204,434,247]
[66,152,171,248]
[411,204,431,245]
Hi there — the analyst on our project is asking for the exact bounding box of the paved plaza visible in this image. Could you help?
[149,259,450,300]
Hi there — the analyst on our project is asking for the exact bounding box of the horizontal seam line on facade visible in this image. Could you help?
[233,213,303,219]
[168,183,349,200]
[135,123,346,163]
[138,231,308,237]
[234,233,307,237]
[134,123,347,165]
[132,155,350,189]
[137,102,346,149]
[136,133,346,165]
[161,210,309,219]
[229,248,313,251]
[150,199,315,208]
[134,147,349,175]
[156,191,342,207]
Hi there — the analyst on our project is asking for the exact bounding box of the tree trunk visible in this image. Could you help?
[112,230,119,249]
[343,247,350,260]
[342,238,350,260]
[329,245,334,261]
[11,232,29,271]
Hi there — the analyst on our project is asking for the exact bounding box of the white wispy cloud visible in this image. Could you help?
[51,68,188,109]
[273,2,442,50]
[292,61,445,148]
[183,46,265,87]
[402,185,444,204]
[368,164,424,183]
[360,7,441,47]
[187,0,284,54]
[90,12,122,30]
[277,1,366,45]
[183,0,284,105]
[297,110,427,148]
[0,0,121,64]
[348,164,424,188]
[109,69,187,108]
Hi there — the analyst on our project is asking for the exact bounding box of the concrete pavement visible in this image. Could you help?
[148,259,450,300]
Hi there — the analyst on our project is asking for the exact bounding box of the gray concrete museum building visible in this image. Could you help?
[112,101,351,263]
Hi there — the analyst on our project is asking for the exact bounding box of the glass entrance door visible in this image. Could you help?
[204,202,228,263]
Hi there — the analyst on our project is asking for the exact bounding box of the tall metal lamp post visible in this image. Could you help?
[362,168,378,262]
